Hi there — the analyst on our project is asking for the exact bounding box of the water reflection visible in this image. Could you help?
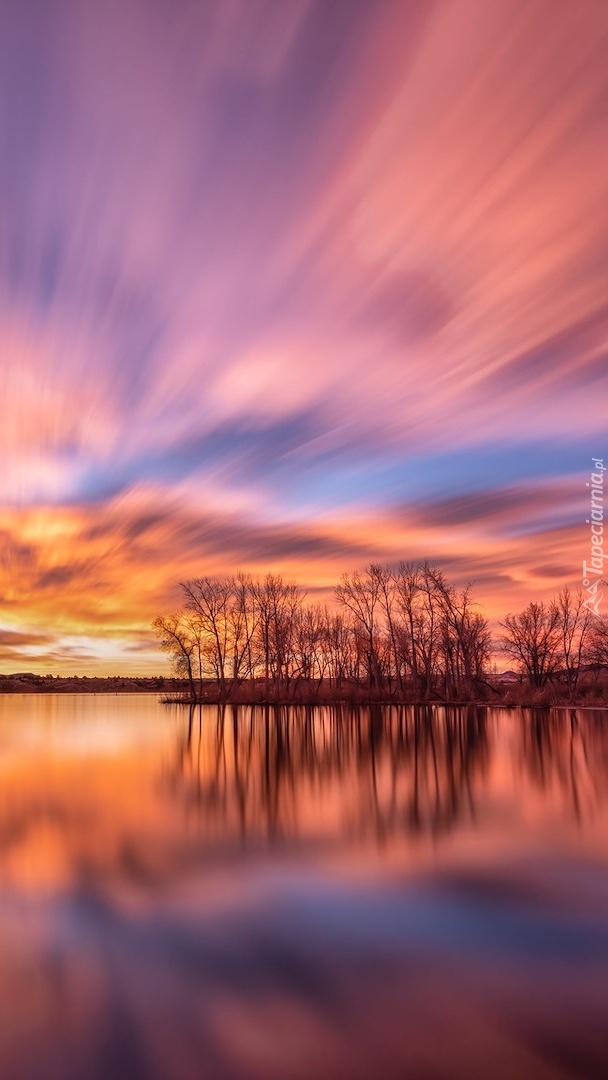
[175,704,489,843]
[166,704,608,849]
[517,708,608,823]
[0,697,608,1080]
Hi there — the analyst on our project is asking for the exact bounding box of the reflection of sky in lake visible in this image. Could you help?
[0,696,608,1078]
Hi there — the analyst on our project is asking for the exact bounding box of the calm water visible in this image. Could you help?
[1,697,608,1080]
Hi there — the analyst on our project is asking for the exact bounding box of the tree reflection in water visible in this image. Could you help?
[167,705,490,847]
[517,708,608,822]
[166,705,608,851]
[1,699,608,1080]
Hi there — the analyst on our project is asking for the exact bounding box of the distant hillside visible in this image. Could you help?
[0,674,187,693]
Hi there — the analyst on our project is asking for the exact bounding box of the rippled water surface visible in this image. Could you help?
[1,696,608,1079]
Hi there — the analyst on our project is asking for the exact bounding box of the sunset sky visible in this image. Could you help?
[1,0,607,674]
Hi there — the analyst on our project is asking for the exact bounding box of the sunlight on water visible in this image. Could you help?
[0,696,607,1079]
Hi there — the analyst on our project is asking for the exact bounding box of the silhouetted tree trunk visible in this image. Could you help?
[500,601,561,689]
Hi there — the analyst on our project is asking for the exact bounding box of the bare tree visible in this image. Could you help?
[374,564,403,695]
[588,615,608,669]
[226,573,259,688]
[324,611,355,692]
[500,601,561,689]
[181,577,233,697]
[292,604,329,693]
[555,587,593,695]
[334,566,383,690]
[391,562,425,695]
[425,567,490,698]
[153,613,199,701]
[251,574,304,696]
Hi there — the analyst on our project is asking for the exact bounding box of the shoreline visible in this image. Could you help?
[2,675,608,709]
[0,690,606,711]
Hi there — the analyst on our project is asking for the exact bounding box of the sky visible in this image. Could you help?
[0,0,607,674]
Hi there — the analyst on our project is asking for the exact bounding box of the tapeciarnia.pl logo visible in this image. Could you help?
[582,457,606,618]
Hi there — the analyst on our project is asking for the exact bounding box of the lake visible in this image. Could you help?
[0,696,607,1079]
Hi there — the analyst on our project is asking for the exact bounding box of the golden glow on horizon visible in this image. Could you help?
[0,476,589,673]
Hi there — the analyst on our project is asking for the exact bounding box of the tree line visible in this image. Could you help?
[501,590,608,692]
[153,563,608,703]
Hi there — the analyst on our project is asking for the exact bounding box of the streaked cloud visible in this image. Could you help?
[0,0,605,670]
